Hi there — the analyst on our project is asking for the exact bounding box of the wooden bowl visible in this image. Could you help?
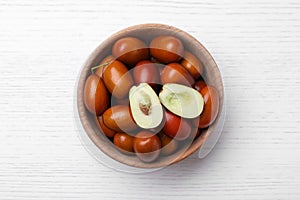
[77,24,224,168]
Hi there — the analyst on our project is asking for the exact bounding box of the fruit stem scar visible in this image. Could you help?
[91,61,111,73]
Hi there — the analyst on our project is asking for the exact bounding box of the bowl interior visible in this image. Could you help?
[77,24,224,168]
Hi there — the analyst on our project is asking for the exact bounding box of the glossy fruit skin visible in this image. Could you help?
[112,37,149,66]
[150,36,184,63]
[160,63,195,86]
[84,74,109,115]
[102,105,138,132]
[133,60,160,86]
[97,116,116,138]
[133,131,161,162]
[193,80,207,92]
[181,51,204,79]
[95,55,115,78]
[195,86,219,128]
[159,133,178,156]
[162,110,192,141]
[103,60,134,99]
[113,133,134,153]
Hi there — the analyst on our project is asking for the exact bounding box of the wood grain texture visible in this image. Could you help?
[0,0,300,199]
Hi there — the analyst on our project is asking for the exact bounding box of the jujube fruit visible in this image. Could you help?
[195,86,219,128]
[102,105,138,133]
[133,131,161,162]
[112,37,149,66]
[113,133,134,153]
[160,63,194,86]
[150,36,184,63]
[103,60,134,99]
[162,110,192,141]
[181,51,204,79]
[84,74,109,115]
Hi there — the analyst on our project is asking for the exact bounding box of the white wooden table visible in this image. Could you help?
[1,0,300,199]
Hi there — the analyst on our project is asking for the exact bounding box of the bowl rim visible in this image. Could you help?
[76,23,224,169]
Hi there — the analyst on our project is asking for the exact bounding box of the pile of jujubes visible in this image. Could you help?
[84,35,219,163]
